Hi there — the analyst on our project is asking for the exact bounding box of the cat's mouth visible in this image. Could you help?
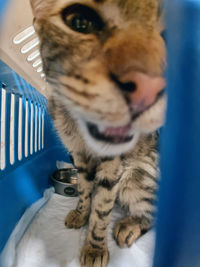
[86,122,134,144]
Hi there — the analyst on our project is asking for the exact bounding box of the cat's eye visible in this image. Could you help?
[61,4,104,34]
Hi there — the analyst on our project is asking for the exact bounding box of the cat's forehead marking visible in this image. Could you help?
[93,0,158,24]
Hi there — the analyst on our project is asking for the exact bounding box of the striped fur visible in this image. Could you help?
[48,100,159,267]
[31,0,165,266]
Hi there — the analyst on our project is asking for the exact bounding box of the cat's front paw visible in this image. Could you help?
[80,243,109,267]
[65,210,88,229]
[114,217,141,248]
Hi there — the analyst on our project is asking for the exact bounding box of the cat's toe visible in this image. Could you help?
[65,209,88,229]
[80,243,109,267]
[113,217,141,248]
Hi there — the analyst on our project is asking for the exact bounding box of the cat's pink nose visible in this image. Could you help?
[126,72,166,113]
[111,71,166,113]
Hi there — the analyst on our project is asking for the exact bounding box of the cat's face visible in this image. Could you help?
[31,0,166,156]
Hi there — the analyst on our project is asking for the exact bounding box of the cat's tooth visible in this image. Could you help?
[128,128,134,136]
[98,125,106,133]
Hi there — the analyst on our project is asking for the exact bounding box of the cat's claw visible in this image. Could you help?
[114,217,141,248]
[80,243,109,267]
[65,209,88,229]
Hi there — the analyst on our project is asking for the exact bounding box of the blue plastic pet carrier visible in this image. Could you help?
[153,1,200,266]
[0,60,70,253]
[1,0,200,266]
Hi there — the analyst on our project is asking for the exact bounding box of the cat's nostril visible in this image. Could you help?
[110,73,136,93]
[121,81,136,93]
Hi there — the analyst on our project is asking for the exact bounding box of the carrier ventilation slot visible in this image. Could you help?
[13,26,45,80]
[27,50,40,62]
[35,105,38,153]
[10,94,15,165]
[0,87,45,171]
[21,37,40,54]
[13,26,35,45]
[38,107,41,151]
[24,100,29,157]
[0,88,6,170]
[30,102,34,155]
[18,97,23,161]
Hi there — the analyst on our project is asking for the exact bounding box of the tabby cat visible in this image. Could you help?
[30,0,166,266]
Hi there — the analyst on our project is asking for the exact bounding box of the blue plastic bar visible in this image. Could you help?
[153,1,200,266]
[11,71,23,95]
[26,83,35,102]
[0,0,8,21]
[5,92,11,169]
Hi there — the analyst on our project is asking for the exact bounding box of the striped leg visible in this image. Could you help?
[80,157,121,267]
[114,150,158,248]
[65,153,95,229]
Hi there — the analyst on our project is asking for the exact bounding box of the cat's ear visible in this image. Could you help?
[30,0,49,19]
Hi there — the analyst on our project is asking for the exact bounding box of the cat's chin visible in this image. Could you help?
[77,119,140,156]
[74,95,166,156]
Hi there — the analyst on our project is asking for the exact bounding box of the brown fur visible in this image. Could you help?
[30,1,166,266]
